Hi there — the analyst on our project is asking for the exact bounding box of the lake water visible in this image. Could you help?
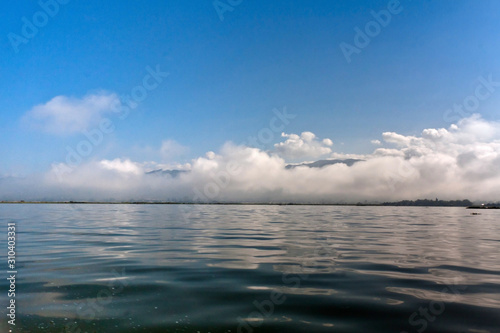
[1,204,499,332]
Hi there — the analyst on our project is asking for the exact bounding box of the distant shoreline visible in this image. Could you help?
[1,200,498,208]
[3,201,381,206]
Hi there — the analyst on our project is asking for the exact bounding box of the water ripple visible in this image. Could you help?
[0,204,499,332]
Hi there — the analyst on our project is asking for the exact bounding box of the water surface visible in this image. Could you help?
[1,204,499,332]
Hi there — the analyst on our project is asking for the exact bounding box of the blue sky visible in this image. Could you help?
[1,0,500,177]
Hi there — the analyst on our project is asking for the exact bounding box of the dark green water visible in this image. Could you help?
[1,204,499,332]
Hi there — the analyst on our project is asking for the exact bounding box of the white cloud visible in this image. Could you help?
[22,92,121,135]
[371,139,382,145]
[160,140,189,161]
[330,152,367,160]
[100,159,142,175]
[322,138,334,146]
[382,132,419,147]
[3,115,500,203]
[274,131,333,160]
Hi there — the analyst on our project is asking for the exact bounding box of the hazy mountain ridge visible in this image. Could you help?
[285,159,363,169]
[145,169,189,177]
[144,159,364,177]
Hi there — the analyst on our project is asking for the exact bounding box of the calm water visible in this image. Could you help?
[1,204,499,333]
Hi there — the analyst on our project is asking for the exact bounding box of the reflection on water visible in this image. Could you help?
[0,204,499,332]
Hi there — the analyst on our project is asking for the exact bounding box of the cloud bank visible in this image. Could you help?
[3,115,500,203]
